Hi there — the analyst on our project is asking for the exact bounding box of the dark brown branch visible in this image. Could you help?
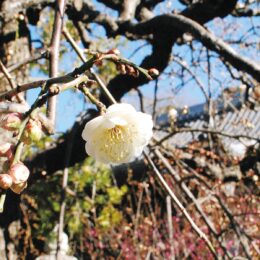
[3,50,48,77]
[100,1,238,103]
[171,56,208,101]
[125,14,260,82]
[120,0,141,21]
[0,60,25,103]
[0,60,17,91]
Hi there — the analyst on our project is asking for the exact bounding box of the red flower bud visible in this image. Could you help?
[106,48,120,56]
[0,143,14,159]
[0,113,22,131]
[0,174,13,189]
[8,162,30,184]
[21,119,42,144]
[148,68,159,77]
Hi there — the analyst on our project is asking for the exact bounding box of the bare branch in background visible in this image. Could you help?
[126,14,260,82]
[144,151,219,258]
[0,60,25,103]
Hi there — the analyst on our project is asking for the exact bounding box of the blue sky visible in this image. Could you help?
[27,0,259,132]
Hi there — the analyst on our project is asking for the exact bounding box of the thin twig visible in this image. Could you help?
[172,56,208,101]
[0,60,17,90]
[166,196,175,260]
[47,0,67,127]
[143,151,218,259]
[0,60,25,103]
[154,148,232,259]
[136,88,144,112]
[80,85,106,114]
[0,51,48,80]
[0,54,114,102]
[155,127,260,146]
[57,126,76,260]
[178,157,253,259]
[152,78,158,121]
[63,26,117,104]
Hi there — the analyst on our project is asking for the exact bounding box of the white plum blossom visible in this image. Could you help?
[82,103,153,164]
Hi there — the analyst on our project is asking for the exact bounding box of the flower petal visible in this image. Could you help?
[106,103,136,114]
[82,116,103,140]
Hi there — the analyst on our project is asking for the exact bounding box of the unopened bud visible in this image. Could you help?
[21,119,42,144]
[95,60,103,66]
[0,143,14,159]
[182,105,189,115]
[253,86,260,100]
[168,108,178,122]
[10,181,27,194]
[0,174,13,189]
[125,65,136,76]
[0,113,22,131]
[8,162,30,184]
[106,48,120,56]
[148,68,159,77]
[117,64,126,74]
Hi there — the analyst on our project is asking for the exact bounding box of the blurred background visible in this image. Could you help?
[0,0,259,259]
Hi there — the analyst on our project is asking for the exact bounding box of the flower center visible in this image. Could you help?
[109,126,124,142]
[98,125,134,163]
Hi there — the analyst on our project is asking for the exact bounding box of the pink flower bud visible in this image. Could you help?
[106,48,120,56]
[0,143,14,159]
[21,119,42,144]
[10,181,27,194]
[148,68,159,77]
[8,162,30,184]
[0,174,13,189]
[0,113,22,131]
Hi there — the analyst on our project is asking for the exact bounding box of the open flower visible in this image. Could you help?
[82,103,153,164]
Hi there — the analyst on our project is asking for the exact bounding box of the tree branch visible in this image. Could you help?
[47,0,67,126]
[125,14,260,82]
[155,127,260,146]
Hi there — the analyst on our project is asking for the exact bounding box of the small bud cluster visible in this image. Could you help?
[0,112,43,194]
[0,113,22,131]
[106,48,121,56]
[116,64,140,78]
[0,112,43,145]
[0,162,30,194]
[116,65,159,79]
[21,119,43,144]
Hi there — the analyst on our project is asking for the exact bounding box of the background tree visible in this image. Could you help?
[0,0,259,259]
